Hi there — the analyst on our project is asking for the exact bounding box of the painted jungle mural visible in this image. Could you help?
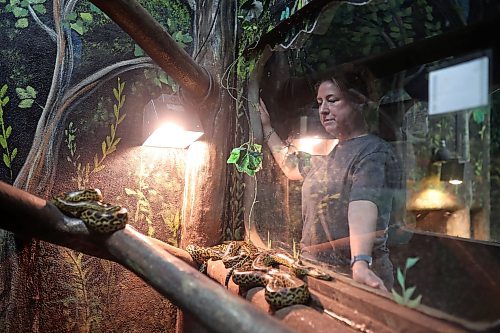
[0,1,192,331]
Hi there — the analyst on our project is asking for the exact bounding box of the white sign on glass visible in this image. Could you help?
[429,56,489,115]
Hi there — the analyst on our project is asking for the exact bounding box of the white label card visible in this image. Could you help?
[429,56,489,115]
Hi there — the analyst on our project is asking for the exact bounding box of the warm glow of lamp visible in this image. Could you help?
[142,94,204,148]
[291,136,338,155]
[408,174,462,212]
[290,111,336,155]
[143,122,203,148]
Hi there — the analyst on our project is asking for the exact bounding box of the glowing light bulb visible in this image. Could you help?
[143,122,203,148]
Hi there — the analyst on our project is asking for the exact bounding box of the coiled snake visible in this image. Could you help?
[186,241,331,309]
[52,189,128,233]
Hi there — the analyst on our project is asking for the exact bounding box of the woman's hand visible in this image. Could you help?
[352,261,387,291]
[258,98,272,129]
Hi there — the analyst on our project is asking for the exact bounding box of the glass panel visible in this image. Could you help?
[254,0,500,325]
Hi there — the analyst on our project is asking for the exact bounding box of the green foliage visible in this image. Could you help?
[0,84,18,181]
[134,0,191,91]
[172,30,193,48]
[162,209,181,246]
[16,85,37,108]
[65,10,94,35]
[3,0,47,29]
[125,187,155,237]
[66,77,127,189]
[301,0,444,73]
[143,68,178,91]
[227,142,263,176]
[391,257,422,308]
[57,248,103,332]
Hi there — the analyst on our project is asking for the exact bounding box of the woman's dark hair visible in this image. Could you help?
[315,63,379,103]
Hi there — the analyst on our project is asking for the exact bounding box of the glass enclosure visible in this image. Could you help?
[252,0,500,326]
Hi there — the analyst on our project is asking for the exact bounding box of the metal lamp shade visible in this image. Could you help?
[440,159,464,185]
[143,94,203,148]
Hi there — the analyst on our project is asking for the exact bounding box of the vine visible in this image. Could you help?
[0,84,18,182]
[65,77,127,189]
[391,257,422,308]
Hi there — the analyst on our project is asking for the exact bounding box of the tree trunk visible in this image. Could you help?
[177,1,237,332]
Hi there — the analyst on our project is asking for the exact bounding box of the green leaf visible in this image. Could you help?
[15,17,29,28]
[0,136,6,149]
[26,85,36,98]
[251,143,262,152]
[18,98,33,108]
[391,289,404,305]
[33,4,46,14]
[2,96,9,106]
[182,34,193,43]
[117,114,126,124]
[16,87,28,99]
[405,257,419,270]
[0,84,7,98]
[396,267,405,289]
[101,141,106,156]
[3,153,10,168]
[80,12,92,22]
[13,7,28,17]
[70,22,84,35]
[236,154,249,172]
[11,147,17,161]
[134,44,144,57]
[403,286,416,303]
[227,148,241,164]
[472,109,486,124]
[113,87,119,101]
[406,294,422,308]
[5,126,12,139]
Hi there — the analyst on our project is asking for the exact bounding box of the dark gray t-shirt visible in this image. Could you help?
[300,134,401,269]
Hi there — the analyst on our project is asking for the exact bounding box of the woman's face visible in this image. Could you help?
[316,80,363,140]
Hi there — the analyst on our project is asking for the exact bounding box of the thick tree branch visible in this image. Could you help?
[28,5,57,41]
[0,181,294,333]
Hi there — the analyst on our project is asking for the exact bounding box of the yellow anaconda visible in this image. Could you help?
[52,188,128,233]
[186,241,331,309]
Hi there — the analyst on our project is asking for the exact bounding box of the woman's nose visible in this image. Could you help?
[319,101,328,113]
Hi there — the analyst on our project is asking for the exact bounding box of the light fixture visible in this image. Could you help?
[440,158,464,185]
[431,140,452,164]
[290,109,337,155]
[431,140,464,185]
[142,94,203,148]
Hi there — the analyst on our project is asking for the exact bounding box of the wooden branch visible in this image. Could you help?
[0,181,295,333]
[89,0,215,101]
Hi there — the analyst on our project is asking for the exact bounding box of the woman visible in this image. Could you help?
[259,66,401,291]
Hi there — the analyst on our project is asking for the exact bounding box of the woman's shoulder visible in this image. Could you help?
[359,134,393,152]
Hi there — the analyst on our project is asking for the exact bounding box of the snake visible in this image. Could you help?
[186,241,332,309]
[51,188,128,233]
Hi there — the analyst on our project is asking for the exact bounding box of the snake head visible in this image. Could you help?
[306,267,332,280]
